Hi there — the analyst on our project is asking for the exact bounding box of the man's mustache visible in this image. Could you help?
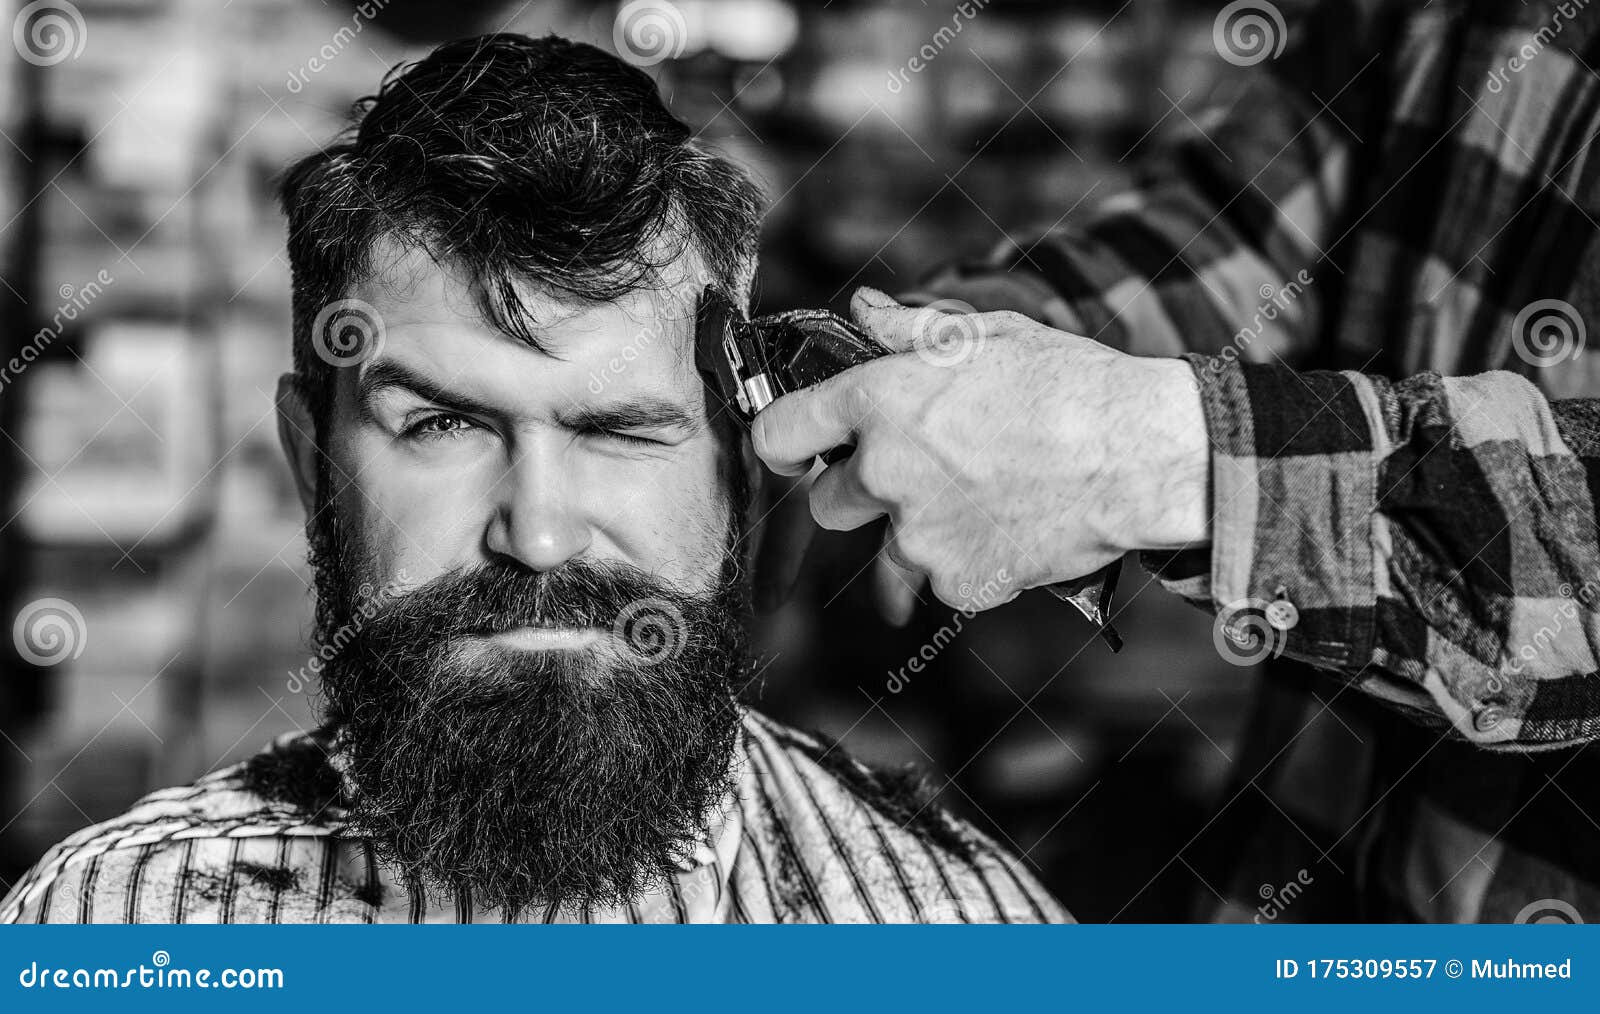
[353,557,696,643]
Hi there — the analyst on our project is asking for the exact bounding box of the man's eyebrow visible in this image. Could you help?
[357,359,501,418]
[559,398,699,433]
[359,360,699,432]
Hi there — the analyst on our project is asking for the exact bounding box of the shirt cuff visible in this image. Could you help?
[1180,353,1378,670]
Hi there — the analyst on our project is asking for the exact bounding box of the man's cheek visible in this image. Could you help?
[614,518,726,593]
[610,479,731,592]
[341,469,495,586]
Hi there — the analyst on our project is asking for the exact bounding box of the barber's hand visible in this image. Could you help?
[751,287,1211,613]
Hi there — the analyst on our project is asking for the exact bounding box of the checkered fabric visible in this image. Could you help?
[0,710,1066,924]
[920,0,1600,921]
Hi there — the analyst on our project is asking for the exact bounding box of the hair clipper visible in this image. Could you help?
[695,288,1123,652]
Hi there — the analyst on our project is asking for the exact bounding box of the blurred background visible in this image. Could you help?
[0,0,1264,921]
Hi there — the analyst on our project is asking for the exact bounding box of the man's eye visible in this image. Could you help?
[401,412,477,440]
[590,428,664,448]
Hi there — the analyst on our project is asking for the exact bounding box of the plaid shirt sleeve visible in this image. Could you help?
[1166,356,1600,751]
[915,0,1600,749]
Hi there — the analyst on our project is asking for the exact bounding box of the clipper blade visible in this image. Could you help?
[1045,559,1124,652]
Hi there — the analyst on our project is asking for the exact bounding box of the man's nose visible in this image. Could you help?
[483,441,591,572]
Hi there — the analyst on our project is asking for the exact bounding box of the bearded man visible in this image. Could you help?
[0,33,1065,924]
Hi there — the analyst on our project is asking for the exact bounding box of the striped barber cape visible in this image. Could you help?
[0,710,1067,924]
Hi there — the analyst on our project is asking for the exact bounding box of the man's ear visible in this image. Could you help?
[275,373,321,516]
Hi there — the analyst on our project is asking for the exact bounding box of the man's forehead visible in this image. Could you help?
[341,238,718,416]
[356,236,712,341]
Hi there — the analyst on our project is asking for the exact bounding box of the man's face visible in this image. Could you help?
[277,241,753,913]
[328,241,732,602]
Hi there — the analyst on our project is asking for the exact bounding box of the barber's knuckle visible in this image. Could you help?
[840,376,878,423]
[930,566,980,606]
[937,576,981,610]
[893,525,934,571]
[853,449,892,501]
[904,398,940,441]
[986,309,1031,332]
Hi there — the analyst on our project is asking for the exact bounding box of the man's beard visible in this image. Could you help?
[307,502,751,916]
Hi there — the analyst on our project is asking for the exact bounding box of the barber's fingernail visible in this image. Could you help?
[855,286,894,307]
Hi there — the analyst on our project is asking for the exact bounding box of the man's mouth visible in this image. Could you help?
[482,626,606,653]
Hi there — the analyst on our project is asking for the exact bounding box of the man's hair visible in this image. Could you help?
[277,32,765,435]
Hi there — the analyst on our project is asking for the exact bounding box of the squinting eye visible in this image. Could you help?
[401,412,477,441]
[578,426,663,448]
[605,431,664,447]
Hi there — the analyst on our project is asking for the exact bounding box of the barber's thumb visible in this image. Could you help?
[850,287,919,353]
